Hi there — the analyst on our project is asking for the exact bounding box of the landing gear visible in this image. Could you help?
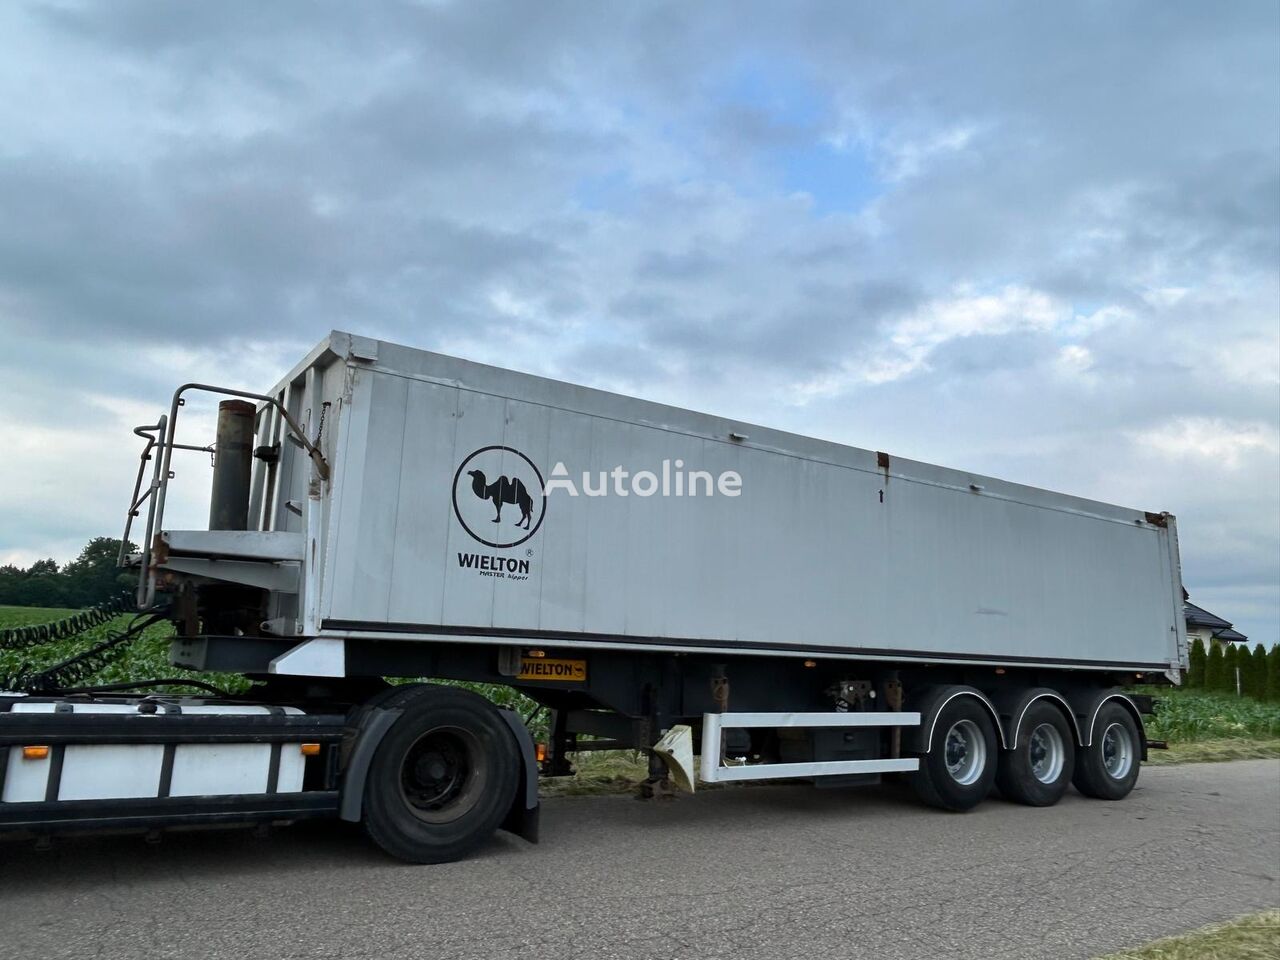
[638,749,676,799]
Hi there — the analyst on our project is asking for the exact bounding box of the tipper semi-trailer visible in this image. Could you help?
[0,331,1186,862]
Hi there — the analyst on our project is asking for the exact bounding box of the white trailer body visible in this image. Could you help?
[242,331,1184,678]
[1,329,1184,860]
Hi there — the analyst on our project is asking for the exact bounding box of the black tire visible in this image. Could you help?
[362,684,519,863]
[995,700,1075,806]
[911,696,999,811]
[1072,701,1141,800]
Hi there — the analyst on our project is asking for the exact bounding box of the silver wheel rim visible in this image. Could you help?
[1101,722,1134,780]
[944,719,987,786]
[1028,722,1065,784]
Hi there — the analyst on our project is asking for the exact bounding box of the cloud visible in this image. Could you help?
[1137,418,1279,470]
[0,0,1276,642]
[860,285,1063,384]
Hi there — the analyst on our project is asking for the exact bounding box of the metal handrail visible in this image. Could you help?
[152,383,329,536]
[118,418,164,567]
[120,383,332,611]
[118,417,171,608]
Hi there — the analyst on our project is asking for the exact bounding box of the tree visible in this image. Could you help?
[60,537,135,607]
[1186,638,1206,688]
[1268,645,1280,702]
[1236,645,1254,698]
[1205,642,1224,693]
[0,558,67,608]
[1248,645,1264,697]
[1251,643,1269,699]
[0,538,135,609]
[1222,644,1239,694]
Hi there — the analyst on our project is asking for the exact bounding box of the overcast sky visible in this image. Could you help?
[1,2,1277,643]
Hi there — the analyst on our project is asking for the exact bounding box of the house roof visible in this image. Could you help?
[1184,602,1233,630]
[1183,599,1248,643]
[1213,627,1249,643]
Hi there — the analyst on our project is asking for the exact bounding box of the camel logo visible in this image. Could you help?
[451,446,547,549]
[467,470,533,529]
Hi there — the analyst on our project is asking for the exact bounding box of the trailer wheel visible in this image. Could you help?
[911,697,998,811]
[995,700,1074,806]
[1072,702,1140,801]
[362,685,519,863]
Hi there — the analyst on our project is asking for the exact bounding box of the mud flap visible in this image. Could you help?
[338,705,402,823]
[497,708,541,843]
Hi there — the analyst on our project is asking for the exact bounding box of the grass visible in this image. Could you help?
[1145,738,1280,766]
[1095,910,1280,959]
[0,604,81,629]
[539,751,652,798]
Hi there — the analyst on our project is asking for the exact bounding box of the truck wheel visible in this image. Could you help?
[911,698,998,811]
[362,685,519,863]
[995,701,1074,806]
[1072,702,1140,800]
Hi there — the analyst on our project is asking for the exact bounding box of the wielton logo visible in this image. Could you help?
[451,446,547,550]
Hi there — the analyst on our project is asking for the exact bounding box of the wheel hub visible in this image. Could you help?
[943,719,986,786]
[1028,722,1065,784]
[1101,722,1133,780]
[415,752,451,785]
[400,728,482,820]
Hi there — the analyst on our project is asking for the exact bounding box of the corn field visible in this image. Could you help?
[1138,686,1280,742]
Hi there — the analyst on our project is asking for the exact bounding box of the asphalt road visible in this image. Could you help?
[0,760,1276,960]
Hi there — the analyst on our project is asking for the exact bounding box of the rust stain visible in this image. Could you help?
[1143,512,1168,527]
[877,451,890,502]
[151,533,169,565]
